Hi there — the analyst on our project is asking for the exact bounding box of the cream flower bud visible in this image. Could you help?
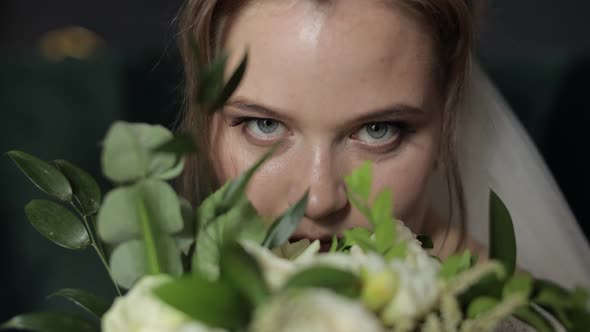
[102,275,225,332]
[250,289,385,332]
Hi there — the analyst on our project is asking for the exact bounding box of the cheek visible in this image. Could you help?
[209,115,292,218]
[371,133,438,230]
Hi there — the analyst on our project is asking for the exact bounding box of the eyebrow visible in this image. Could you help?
[225,97,424,124]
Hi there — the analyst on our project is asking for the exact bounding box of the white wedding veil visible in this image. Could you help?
[434,62,590,289]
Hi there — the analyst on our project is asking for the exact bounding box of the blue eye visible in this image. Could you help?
[245,118,287,138]
[355,122,400,144]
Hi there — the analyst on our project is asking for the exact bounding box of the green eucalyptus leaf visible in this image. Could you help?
[7,150,72,202]
[175,196,196,255]
[467,296,499,319]
[439,250,473,280]
[489,190,516,276]
[211,52,249,111]
[48,288,110,318]
[514,306,555,332]
[0,312,97,332]
[372,189,396,253]
[343,227,375,252]
[329,234,338,253]
[220,146,276,214]
[193,199,266,279]
[344,160,371,201]
[570,307,590,332]
[417,235,434,249]
[503,274,533,299]
[384,242,407,260]
[25,200,90,250]
[284,266,361,299]
[53,160,101,216]
[110,237,182,289]
[153,275,249,330]
[220,242,269,307]
[101,122,180,183]
[97,179,183,244]
[262,191,309,249]
[198,54,228,105]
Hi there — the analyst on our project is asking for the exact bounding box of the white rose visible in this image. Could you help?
[249,289,385,332]
[102,275,225,332]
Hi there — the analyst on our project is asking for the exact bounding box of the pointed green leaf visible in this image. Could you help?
[284,266,361,299]
[489,190,516,276]
[193,199,266,279]
[48,288,110,318]
[220,146,276,213]
[384,242,407,260]
[153,133,196,155]
[514,306,556,332]
[439,250,473,280]
[97,179,183,244]
[467,296,499,319]
[262,191,309,249]
[503,274,533,299]
[220,243,269,307]
[110,238,182,289]
[153,275,249,330]
[211,52,249,112]
[329,234,338,253]
[372,190,396,253]
[7,150,72,202]
[343,227,375,252]
[0,312,97,332]
[25,200,90,250]
[344,160,372,201]
[53,160,101,216]
[198,54,228,105]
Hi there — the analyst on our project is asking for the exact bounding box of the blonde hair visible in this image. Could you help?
[175,0,478,249]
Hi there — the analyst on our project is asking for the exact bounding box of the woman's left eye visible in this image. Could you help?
[353,122,403,144]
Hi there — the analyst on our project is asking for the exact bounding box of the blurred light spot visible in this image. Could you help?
[38,26,104,61]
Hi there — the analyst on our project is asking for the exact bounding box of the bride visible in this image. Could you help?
[174,0,590,291]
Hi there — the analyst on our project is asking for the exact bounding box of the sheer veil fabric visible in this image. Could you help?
[430,62,590,289]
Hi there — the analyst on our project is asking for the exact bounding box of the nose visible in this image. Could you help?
[288,149,349,223]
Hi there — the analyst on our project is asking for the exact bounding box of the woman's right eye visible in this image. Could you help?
[230,117,288,140]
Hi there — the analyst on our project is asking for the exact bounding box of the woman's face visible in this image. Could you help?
[209,0,442,246]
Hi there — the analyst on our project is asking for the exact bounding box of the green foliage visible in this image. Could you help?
[101,122,183,183]
[262,191,309,249]
[7,150,73,202]
[283,266,362,299]
[52,160,102,216]
[109,238,182,289]
[211,52,249,111]
[0,313,97,332]
[489,190,516,276]
[219,243,269,307]
[153,276,250,330]
[503,274,533,299]
[344,160,372,202]
[24,199,90,250]
[514,306,555,332]
[48,288,111,318]
[439,250,474,281]
[467,296,499,319]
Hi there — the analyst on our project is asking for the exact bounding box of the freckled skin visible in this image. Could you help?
[209,1,445,245]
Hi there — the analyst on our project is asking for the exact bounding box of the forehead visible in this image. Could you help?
[223,0,438,121]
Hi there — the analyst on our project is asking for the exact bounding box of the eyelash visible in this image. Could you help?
[228,116,414,149]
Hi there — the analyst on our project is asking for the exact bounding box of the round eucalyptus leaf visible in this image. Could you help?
[0,312,97,332]
[97,179,183,244]
[25,199,90,250]
[110,237,182,289]
[7,150,72,202]
[101,122,179,183]
[53,160,102,216]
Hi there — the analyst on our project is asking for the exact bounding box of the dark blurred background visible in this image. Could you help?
[1,0,589,324]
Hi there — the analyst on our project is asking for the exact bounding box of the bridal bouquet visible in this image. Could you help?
[2,53,589,332]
